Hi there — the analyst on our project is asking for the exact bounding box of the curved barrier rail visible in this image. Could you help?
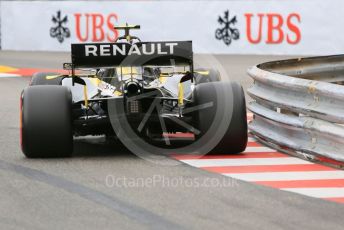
[247,55,344,166]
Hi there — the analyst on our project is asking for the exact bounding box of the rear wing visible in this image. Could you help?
[71,41,193,68]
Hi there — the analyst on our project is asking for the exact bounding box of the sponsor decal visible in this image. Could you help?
[215,10,240,46]
[71,41,192,67]
[74,13,119,42]
[49,12,118,43]
[84,43,178,57]
[215,10,301,46]
[48,9,301,48]
[245,13,301,44]
[50,10,71,43]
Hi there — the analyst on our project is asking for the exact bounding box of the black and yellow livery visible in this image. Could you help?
[20,24,247,158]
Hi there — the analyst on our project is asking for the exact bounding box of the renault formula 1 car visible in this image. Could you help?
[20,25,247,158]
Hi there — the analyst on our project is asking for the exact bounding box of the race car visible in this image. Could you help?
[20,24,247,158]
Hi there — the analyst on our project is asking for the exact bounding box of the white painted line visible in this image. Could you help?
[243,147,276,153]
[0,73,21,78]
[181,157,310,167]
[223,171,344,182]
[282,188,344,198]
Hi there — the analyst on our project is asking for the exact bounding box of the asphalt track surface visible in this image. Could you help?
[0,51,343,230]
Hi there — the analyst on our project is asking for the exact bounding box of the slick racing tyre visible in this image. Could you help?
[194,81,247,154]
[20,85,73,158]
[194,68,221,84]
[30,72,63,86]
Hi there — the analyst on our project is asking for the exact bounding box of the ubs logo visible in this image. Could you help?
[50,11,71,43]
[215,10,240,46]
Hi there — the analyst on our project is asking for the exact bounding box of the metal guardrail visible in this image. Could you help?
[247,55,344,166]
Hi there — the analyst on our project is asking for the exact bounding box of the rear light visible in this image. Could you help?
[127,100,140,114]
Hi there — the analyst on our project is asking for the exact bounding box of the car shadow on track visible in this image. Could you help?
[71,136,194,158]
[72,136,136,158]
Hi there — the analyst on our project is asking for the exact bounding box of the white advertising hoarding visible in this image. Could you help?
[1,0,343,55]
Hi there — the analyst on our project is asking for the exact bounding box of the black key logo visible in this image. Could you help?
[50,11,71,43]
[215,10,240,46]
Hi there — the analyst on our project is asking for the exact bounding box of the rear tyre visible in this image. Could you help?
[30,72,63,86]
[194,68,221,84]
[194,81,247,154]
[21,85,73,158]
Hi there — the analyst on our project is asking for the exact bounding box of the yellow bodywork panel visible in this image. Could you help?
[195,70,209,75]
[178,82,184,106]
[114,91,122,96]
[88,78,101,87]
[46,75,60,80]
[83,85,89,108]
[159,76,168,84]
